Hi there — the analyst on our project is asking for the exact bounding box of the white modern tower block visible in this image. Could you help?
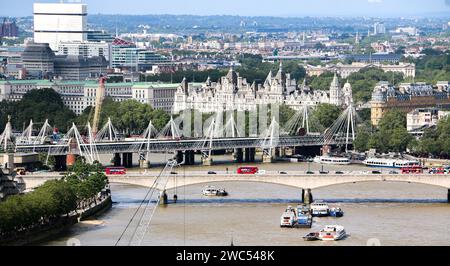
[34,2,88,51]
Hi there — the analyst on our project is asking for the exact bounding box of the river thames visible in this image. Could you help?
[43,177,450,246]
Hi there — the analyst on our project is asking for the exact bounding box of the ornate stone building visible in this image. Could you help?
[371,81,450,126]
[173,63,352,113]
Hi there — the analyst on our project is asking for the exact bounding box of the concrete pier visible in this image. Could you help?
[113,153,121,167]
[175,151,183,164]
[448,189,450,203]
[122,153,133,168]
[202,156,213,166]
[302,189,313,205]
[184,151,195,166]
[262,154,274,163]
[244,148,255,163]
[54,155,67,171]
[159,190,168,205]
[234,148,244,163]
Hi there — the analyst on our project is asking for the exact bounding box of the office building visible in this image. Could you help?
[111,38,170,70]
[33,2,88,51]
[371,81,450,126]
[373,22,386,35]
[407,108,450,132]
[21,42,55,79]
[345,53,402,64]
[57,41,112,64]
[53,55,108,81]
[306,62,416,79]
[0,80,180,114]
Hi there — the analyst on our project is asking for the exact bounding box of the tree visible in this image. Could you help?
[312,104,342,129]
[367,110,412,153]
[347,68,404,103]
[0,88,76,133]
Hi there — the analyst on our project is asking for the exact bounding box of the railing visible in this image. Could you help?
[11,135,352,156]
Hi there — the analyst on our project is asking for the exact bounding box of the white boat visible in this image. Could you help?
[310,201,330,217]
[202,186,228,197]
[313,156,351,165]
[280,206,297,228]
[363,158,420,168]
[318,225,346,241]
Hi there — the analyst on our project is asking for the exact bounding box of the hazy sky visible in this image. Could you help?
[1,0,450,17]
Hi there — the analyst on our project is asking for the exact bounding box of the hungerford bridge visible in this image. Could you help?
[0,105,358,168]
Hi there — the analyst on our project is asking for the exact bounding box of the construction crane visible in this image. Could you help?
[92,76,107,135]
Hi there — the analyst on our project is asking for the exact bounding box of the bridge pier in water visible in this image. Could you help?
[159,190,168,205]
[184,151,195,165]
[234,148,244,163]
[302,189,313,205]
[448,189,450,203]
[244,148,255,163]
[139,153,150,169]
[122,153,133,168]
[54,155,67,171]
[113,153,121,167]
[202,156,213,166]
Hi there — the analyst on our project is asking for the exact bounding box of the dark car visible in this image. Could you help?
[389,171,399,175]
[280,171,288,175]
[208,171,217,175]
[170,172,178,175]
[335,171,344,174]
[372,171,382,174]
[320,171,329,175]
[306,171,315,175]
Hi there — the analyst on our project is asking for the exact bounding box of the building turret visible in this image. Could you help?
[275,61,287,90]
[343,80,353,106]
[329,72,343,106]
[181,77,189,95]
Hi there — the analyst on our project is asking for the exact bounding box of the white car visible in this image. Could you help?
[256,170,266,175]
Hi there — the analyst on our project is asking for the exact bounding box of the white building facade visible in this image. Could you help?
[0,80,179,115]
[57,41,112,65]
[173,65,352,114]
[33,3,88,51]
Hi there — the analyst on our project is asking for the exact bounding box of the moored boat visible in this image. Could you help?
[294,204,313,228]
[280,206,297,228]
[329,207,344,217]
[363,158,420,168]
[202,186,228,197]
[318,225,346,241]
[311,201,330,217]
[313,156,351,165]
[303,232,320,241]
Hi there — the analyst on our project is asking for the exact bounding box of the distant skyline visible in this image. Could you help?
[1,0,450,18]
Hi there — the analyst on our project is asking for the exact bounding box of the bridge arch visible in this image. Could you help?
[107,174,450,191]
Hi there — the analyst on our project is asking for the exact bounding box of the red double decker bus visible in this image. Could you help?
[105,167,127,175]
[428,168,446,175]
[401,166,423,174]
[237,167,259,175]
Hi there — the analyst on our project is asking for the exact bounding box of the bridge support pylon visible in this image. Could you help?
[113,153,121,167]
[139,153,150,169]
[234,148,244,163]
[244,148,255,163]
[159,190,168,205]
[184,151,195,165]
[262,154,274,163]
[448,189,450,204]
[302,189,313,205]
[122,153,133,168]
[202,156,213,166]
[54,155,67,171]
[175,151,183,164]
